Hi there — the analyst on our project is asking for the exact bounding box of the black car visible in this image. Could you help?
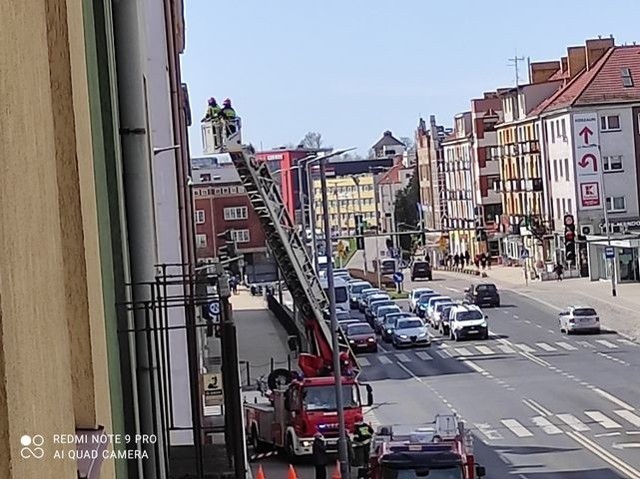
[464,283,500,307]
[411,260,433,281]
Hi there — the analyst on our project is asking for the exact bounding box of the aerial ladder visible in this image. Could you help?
[207,117,359,377]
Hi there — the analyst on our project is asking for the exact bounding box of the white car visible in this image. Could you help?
[559,306,600,334]
[425,296,451,325]
[409,288,434,312]
[449,305,489,341]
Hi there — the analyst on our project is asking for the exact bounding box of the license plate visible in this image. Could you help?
[468,330,479,334]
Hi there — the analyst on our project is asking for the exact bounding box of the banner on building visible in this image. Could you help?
[572,112,603,211]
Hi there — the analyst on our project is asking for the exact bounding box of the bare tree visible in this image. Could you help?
[400,136,415,151]
[300,131,323,149]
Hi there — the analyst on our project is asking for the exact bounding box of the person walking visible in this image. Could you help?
[464,251,471,267]
[312,432,328,479]
[554,262,564,282]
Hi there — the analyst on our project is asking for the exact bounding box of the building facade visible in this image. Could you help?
[377,160,414,236]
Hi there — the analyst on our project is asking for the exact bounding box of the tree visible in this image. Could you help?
[393,166,420,252]
[300,131,323,149]
[400,136,415,152]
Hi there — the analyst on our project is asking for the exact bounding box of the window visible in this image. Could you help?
[558,158,563,178]
[561,118,567,139]
[195,210,205,224]
[221,187,230,195]
[196,234,207,248]
[556,198,561,219]
[567,198,573,215]
[603,155,623,172]
[231,229,251,243]
[562,198,566,214]
[553,160,558,181]
[621,67,634,87]
[223,206,248,221]
[600,115,621,131]
[564,158,570,181]
[606,196,626,212]
[551,122,556,142]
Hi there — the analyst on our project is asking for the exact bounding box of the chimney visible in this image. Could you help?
[529,60,561,84]
[585,37,615,69]
[567,46,587,78]
[561,56,568,74]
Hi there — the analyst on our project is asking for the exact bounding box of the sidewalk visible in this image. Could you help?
[437,267,640,341]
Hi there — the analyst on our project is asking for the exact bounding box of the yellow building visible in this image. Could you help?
[313,174,377,234]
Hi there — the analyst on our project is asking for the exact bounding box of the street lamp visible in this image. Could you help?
[369,166,389,288]
[353,175,368,273]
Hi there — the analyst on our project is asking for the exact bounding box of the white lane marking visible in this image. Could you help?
[503,310,510,315]
[446,287,460,293]
[595,339,619,349]
[453,347,473,357]
[524,319,531,324]
[536,342,557,352]
[532,416,563,435]
[501,419,534,438]
[378,355,392,365]
[585,411,622,429]
[548,329,556,334]
[618,338,637,346]
[593,387,635,411]
[436,350,451,359]
[396,353,411,363]
[497,344,516,354]
[567,431,640,479]
[515,343,535,353]
[415,351,433,361]
[557,414,590,432]
[596,432,622,437]
[614,410,640,427]
[475,423,503,440]
[461,359,485,374]
[475,345,494,355]
[359,357,371,367]
[513,314,519,319]
[577,340,594,348]
[556,341,578,351]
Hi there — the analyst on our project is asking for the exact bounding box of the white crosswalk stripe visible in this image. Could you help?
[436,350,452,359]
[617,338,637,346]
[475,345,494,355]
[395,353,411,363]
[415,351,433,361]
[532,416,563,435]
[359,357,371,367]
[614,409,640,427]
[497,344,516,354]
[576,341,594,348]
[556,341,578,351]
[453,347,473,357]
[536,342,557,352]
[595,339,618,349]
[515,343,535,353]
[584,411,622,429]
[557,414,590,432]
[501,419,533,437]
[378,355,392,365]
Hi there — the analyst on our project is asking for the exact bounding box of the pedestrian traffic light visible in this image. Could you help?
[217,230,240,274]
[564,214,576,263]
[355,215,365,250]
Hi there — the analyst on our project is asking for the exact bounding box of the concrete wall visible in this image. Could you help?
[1,0,114,477]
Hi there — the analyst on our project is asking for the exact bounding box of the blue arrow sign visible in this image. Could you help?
[393,271,404,284]
[208,301,220,316]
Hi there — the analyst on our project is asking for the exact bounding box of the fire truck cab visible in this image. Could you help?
[367,415,486,479]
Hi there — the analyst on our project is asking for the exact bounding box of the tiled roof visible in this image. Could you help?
[547,68,568,81]
[371,130,405,150]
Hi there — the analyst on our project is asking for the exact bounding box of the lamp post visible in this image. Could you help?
[369,166,388,288]
[353,175,368,273]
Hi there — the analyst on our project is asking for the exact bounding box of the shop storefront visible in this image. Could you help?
[587,235,640,283]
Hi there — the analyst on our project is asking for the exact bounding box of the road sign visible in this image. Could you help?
[520,248,530,260]
[208,301,221,324]
[605,246,615,259]
[203,372,224,406]
[579,182,600,208]
[573,112,603,211]
[393,272,404,284]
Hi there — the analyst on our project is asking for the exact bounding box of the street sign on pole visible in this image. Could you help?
[393,271,404,284]
[520,249,530,260]
[605,246,615,259]
[573,112,603,211]
[208,301,221,324]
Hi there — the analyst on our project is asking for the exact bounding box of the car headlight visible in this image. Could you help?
[367,337,375,342]
[386,329,392,334]
[301,440,311,447]
[349,340,355,344]
[480,321,488,328]
[418,331,428,338]
[400,335,408,339]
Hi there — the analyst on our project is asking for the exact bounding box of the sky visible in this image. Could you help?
[181,0,640,156]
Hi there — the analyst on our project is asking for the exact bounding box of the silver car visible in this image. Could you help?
[392,318,431,349]
[426,296,451,325]
[559,306,600,334]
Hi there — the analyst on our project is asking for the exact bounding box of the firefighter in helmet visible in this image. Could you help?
[202,97,221,122]
[353,421,374,469]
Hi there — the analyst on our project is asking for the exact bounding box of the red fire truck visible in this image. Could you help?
[367,415,486,479]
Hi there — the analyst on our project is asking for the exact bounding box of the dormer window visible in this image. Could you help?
[622,67,634,87]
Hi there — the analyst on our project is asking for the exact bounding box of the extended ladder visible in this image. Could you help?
[210,120,358,375]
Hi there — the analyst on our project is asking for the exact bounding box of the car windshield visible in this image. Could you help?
[419,294,437,304]
[384,317,399,327]
[429,297,449,306]
[397,319,424,329]
[456,310,484,321]
[477,284,497,293]
[574,308,597,316]
[413,290,432,299]
[436,302,454,312]
[347,324,374,335]
[381,467,463,479]
[304,385,360,411]
[351,283,371,294]
[372,301,394,312]
[336,311,350,321]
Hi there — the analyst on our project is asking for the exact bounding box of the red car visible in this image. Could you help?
[345,322,378,353]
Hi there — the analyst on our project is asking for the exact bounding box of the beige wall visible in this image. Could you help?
[0,1,114,477]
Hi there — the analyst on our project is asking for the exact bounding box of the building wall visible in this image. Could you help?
[544,112,575,233]
[312,175,376,233]
[1,1,114,477]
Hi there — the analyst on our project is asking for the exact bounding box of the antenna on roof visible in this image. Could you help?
[508,52,526,88]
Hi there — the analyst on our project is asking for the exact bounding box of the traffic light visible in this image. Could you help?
[217,230,240,275]
[355,215,365,250]
[564,214,576,263]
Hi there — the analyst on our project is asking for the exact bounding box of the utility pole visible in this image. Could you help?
[371,169,383,288]
[297,161,308,246]
[354,176,368,273]
[508,52,526,88]
[307,161,320,273]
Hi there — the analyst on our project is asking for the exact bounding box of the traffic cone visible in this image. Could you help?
[331,460,341,479]
[287,464,297,479]
[256,465,266,479]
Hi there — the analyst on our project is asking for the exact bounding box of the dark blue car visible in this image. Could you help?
[415,293,440,318]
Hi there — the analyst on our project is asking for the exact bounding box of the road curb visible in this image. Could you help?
[434,266,488,278]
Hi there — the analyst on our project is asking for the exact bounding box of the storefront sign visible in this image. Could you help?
[573,113,603,211]
[599,219,640,231]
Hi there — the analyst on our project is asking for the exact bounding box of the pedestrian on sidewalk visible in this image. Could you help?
[480,253,487,270]
[453,253,460,268]
[464,251,470,267]
[474,254,480,270]
[554,262,564,282]
[312,432,328,479]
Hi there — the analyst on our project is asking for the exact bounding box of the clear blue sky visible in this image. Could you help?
[181,0,640,156]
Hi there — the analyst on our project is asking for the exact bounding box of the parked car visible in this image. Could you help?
[433,302,455,335]
[367,299,395,324]
[464,283,500,307]
[345,322,378,353]
[415,292,441,318]
[411,260,433,281]
[449,305,489,341]
[381,312,414,342]
[364,293,390,317]
[358,288,382,312]
[348,281,373,309]
[392,318,431,349]
[333,268,352,281]
[426,296,452,325]
[337,319,361,329]
[336,309,352,322]
[409,288,435,313]
[559,306,600,334]
[372,305,403,333]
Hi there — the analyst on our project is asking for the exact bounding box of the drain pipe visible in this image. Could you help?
[112,0,166,476]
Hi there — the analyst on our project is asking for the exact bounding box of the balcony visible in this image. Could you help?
[517,139,541,155]
[489,146,503,161]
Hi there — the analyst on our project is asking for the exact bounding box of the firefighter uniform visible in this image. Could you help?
[353,423,374,467]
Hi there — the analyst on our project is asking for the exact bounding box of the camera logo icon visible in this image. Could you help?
[20,435,45,459]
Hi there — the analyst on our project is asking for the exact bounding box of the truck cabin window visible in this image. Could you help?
[303,385,360,411]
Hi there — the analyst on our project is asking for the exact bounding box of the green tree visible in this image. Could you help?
[394,166,420,252]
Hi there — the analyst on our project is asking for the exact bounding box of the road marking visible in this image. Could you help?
[497,344,516,354]
[557,414,590,432]
[475,345,494,355]
[614,410,640,427]
[548,329,556,334]
[536,342,557,352]
[556,341,578,351]
[524,319,531,324]
[577,341,594,348]
[453,347,473,357]
[359,357,371,367]
[592,387,635,411]
[475,423,503,440]
[515,343,535,353]
[567,431,640,479]
[461,359,485,374]
[585,411,622,429]
[595,339,619,349]
[436,350,452,359]
[379,355,392,365]
[596,432,622,437]
[395,353,411,363]
[503,310,510,315]
[513,314,519,319]
[532,416,563,435]
[522,398,553,416]
[415,351,433,361]
[446,287,460,293]
[501,419,533,438]
[618,338,637,346]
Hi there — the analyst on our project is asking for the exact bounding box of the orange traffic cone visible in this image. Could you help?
[288,464,297,479]
[331,460,341,479]
[256,465,266,479]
